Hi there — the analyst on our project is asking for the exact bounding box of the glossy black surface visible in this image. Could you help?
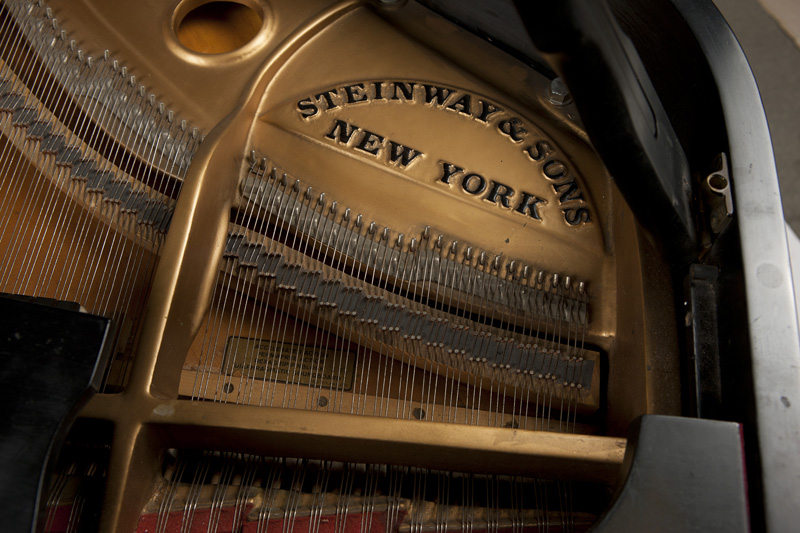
[0,296,111,532]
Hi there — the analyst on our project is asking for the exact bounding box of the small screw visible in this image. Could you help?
[412,407,426,420]
[547,77,572,106]
[222,383,234,393]
[318,396,329,407]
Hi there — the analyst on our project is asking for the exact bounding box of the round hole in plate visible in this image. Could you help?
[177,1,262,54]
[708,173,728,192]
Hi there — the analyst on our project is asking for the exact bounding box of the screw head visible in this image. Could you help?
[547,77,572,106]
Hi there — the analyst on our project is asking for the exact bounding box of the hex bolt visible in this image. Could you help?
[547,77,572,106]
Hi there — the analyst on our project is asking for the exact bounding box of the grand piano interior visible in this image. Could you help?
[0,0,798,531]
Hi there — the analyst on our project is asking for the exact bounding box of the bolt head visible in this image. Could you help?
[547,77,572,105]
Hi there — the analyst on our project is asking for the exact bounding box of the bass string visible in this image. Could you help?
[196,162,276,402]
[350,217,385,417]
[192,174,263,403]
[295,190,339,411]
[191,163,587,432]
[261,179,303,408]
[0,0,51,225]
[0,4,198,390]
[17,50,103,299]
[330,208,366,415]
[220,162,278,403]
[242,166,295,407]
[32,56,119,298]
[0,5,54,245]
[0,25,84,287]
[107,115,198,387]
[305,196,350,411]
[313,199,352,413]
[394,234,423,420]
[54,56,129,304]
[274,183,318,410]
[341,213,372,416]
[291,187,343,411]
[78,81,165,313]
[253,167,306,404]
[98,118,192,324]
[232,162,277,406]
[64,57,136,307]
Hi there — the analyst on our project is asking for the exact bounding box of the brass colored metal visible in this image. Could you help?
[82,394,624,484]
[0,0,688,530]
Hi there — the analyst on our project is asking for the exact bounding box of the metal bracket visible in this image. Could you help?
[702,152,734,240]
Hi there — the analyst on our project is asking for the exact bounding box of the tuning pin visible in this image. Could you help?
[409,238,417,252]
[450,240,458,254]
[343,207,351,222]
[565,276,572,290]
[396,233,404,247]
[368,221,376,235]
[355,214,363,228]
[552,273,560,288]
[422,225,430,239]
